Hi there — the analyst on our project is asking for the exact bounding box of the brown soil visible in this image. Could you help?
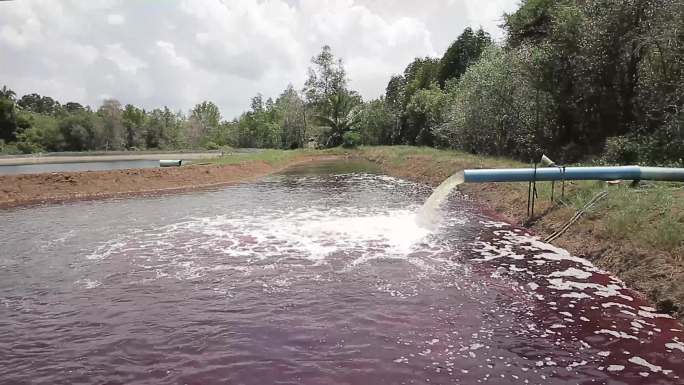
[364,153,684,321]
[0,155,339,209]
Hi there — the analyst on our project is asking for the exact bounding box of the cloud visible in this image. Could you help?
[107,14,125,25]
[103,44,148,74]
[0,0,517,118]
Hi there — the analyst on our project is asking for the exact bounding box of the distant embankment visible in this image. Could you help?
[0,151,222,166]
[0,154,339,208]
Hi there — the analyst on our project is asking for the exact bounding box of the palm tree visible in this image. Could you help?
[314,92,360,147]
[0,85,16,101]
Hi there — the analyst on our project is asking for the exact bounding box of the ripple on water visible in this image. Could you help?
[1,169,682,385]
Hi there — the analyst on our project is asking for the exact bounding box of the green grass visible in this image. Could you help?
[356,145,523,169]
[209,149,305,166]
[208,147,350,166]
[602,184,684,253]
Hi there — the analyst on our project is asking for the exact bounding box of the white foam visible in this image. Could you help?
[628,356,663,373]
[83,197,466,282]
[666,341,684,352]
[595,329,638,340]
[549,267,593,280]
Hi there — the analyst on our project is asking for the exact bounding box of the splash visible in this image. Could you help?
[416,171,465,229]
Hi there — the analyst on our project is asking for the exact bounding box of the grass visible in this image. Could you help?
[356,145,523,169]
[208,148,349,166]
[602,184,684,253]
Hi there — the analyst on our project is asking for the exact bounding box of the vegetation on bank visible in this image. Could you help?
[2,0,682,167]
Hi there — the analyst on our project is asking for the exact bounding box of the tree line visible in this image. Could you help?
[2,0,682,165]
[370,0,682,165]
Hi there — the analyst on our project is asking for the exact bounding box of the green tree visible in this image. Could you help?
[64,102,85,113]
[438,46,555,160]
[303,45,362,147]
[437,27,492,87]
[314,90,362,147]
[405,84,447,146]
[303,45,348,116]
[0,97,17,142]
[122,104,145,149]
[0,85,16,101]
[17,93,61,114]
[355,98,395,145]
[16,111,64,152]
[189,101,221,147]
[275,84,307,149]
[58,112,98,151]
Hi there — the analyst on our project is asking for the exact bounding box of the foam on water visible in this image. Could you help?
[86,202,460,282]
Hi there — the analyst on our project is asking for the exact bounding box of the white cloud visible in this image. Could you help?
[107,14,125,25]
[0,0,518,118]
[103,44,148,74]
[156,41,191,70]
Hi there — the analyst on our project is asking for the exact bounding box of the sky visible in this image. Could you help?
[0,0,519,119]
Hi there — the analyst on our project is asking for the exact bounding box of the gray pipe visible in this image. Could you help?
[159,159,183,167]
[463,166,684,183]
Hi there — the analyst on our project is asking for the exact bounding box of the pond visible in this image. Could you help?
[1,160,682,384]
[0,160,162,175]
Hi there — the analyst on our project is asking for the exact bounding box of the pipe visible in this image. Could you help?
[463,166,684,183]
[159,159,183,167]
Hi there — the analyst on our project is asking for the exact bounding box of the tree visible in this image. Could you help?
[64,102,85,113]
[384,57,441,144]
[276,84,307,149]
[437,46,554,160]
[438,27,492,87]
[355,98,395,145]
[17,93,60,114]
[405,84,448,146]
[504,0,557,47]
[16,112,64,152]
[0,86,18,143]
[122,104,145,149]
[59,112,98,151]
[303,45,348,116]
[303,45,362,147]
[98,99,124,150]
[0,85,16,101]
[313,90,362,147]
[189,101,221,147]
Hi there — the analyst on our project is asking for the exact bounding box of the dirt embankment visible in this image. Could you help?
[0,155,337,208]
[361,150,684,321]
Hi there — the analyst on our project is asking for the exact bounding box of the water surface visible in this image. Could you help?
[1,160,682,384]
[0,160,161,175]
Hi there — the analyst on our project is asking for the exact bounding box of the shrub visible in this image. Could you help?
[603,136,641,164]
[0,141,21,155]
[16,141,43,154]
[342,131,361,148]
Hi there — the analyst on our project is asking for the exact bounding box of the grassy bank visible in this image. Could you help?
[346,146,683,319]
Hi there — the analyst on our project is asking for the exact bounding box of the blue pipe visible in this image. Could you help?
[463,166,684,183]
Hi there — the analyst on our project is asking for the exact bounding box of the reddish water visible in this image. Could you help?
[1,161,682,384]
